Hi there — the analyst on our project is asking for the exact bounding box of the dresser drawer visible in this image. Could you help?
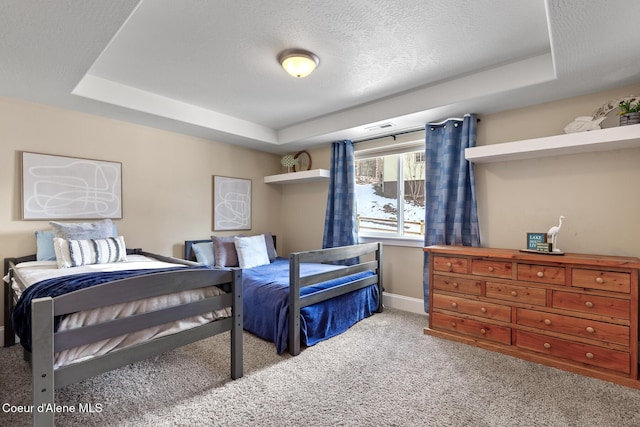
[431,312,511,345]
[552,291,629,319]
[515,330,630,374]
[432,275,481,295]
[485,282,546,306]
[572,269,630,294]
[516,308,629,346]
[433,293,511,322]
[517,264,565,285]
[471,259,513,279]
[433,256,468,274]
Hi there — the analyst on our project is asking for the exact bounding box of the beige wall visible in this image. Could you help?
[278,145,330,254]
[3,81,640,327]
[476,82,640,256]
[278,145,426,300]
[278,82,640,301]
[0,97,282,326]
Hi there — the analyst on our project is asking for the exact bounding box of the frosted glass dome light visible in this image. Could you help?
[278,49,319,78]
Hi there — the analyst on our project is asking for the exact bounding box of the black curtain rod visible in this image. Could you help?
[353,117,480,144]
[353,127,424,144]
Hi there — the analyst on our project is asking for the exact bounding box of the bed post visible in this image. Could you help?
[289,253,301,356]
[231,269,243,379]
[4,277,15,347]
[376,242,384,313]
[4,258,16,347]
[31,297,55,427]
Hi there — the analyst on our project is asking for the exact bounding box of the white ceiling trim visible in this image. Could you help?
[277,53,557,145]
[3,1,640,154]
[72,53,555,149]
[72,74,279,145]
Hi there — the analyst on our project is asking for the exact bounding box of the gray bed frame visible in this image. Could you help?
[185,239,383,356]
[3,249,243,427]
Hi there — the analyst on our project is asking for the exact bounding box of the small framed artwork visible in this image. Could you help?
[212,175,251,231]
[526,232,547,250]
[21,151,122,220]
[292,150,312,172]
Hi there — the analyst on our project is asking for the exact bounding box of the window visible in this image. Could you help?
[355,147,425,239]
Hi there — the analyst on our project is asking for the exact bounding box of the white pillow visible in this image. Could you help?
[234,235,270,268]
[53,237,73,268]
[54,236,127,268]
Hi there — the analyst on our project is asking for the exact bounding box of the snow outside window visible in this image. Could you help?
[355,149,425,240]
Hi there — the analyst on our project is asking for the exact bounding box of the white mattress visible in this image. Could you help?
[7,255,185,295]
[6,255,232,368]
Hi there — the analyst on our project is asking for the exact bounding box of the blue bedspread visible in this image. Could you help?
[242,258,379,354]
[13,266,205,352]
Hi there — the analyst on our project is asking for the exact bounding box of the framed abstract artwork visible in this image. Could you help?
[212,175,252,231]
[21,151,122,220]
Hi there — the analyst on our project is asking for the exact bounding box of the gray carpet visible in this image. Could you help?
[2,309,640,426]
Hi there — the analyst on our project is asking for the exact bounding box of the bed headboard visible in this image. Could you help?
[184,235,277,262]
[184,239,211,262]
[4,254,36,277]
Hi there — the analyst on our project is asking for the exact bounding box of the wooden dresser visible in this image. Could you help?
[424,245,640,389]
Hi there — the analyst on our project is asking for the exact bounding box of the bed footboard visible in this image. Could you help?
[288,242,383,356]
[6,256,242,427]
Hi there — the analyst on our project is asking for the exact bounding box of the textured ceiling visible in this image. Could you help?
[1,0,640,153]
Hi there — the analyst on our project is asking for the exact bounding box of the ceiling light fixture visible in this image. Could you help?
[278,49,319,78]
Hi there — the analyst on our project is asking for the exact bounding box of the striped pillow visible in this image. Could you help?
[54,236,127,268]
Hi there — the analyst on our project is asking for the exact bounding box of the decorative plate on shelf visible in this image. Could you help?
[293,150,312,172]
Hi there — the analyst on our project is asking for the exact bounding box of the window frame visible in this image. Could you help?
[354,132,425,247]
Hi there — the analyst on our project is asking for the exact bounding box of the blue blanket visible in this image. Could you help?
[242,258,379,354]
[13,266,206,352]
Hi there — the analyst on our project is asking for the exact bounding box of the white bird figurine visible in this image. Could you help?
[547,216,565,252]
[563,116,605,134]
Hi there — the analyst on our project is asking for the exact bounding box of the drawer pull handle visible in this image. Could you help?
[451,322,457,327]
[511,291,518,297]
[585,301,594,308]
[451,302,458,308]
[586,326,595,333]
[595,277,605,284]
[480,328,487,335]
[480,307,487,313]
[537,271,544,278]
[452,282,459,288]
[446,262,452,268]
[586,352,595,359]
[543,319,552,326]
[543,342,551,349]
[488,266,495,272]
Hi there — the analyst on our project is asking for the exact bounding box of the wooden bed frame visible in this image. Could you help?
[185,239,383,356]
[3,249,243,427]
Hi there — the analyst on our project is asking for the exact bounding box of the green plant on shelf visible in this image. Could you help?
[618,99,640,115]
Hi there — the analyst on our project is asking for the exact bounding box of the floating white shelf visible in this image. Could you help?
[465,124,640,163]
[264,169,330,184]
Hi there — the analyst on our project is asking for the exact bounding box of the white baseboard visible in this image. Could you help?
[382,292,426,315]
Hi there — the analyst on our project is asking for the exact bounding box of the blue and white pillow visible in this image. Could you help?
[38,220,119,261]
[50,219,117,240]
[54,236,127,268]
